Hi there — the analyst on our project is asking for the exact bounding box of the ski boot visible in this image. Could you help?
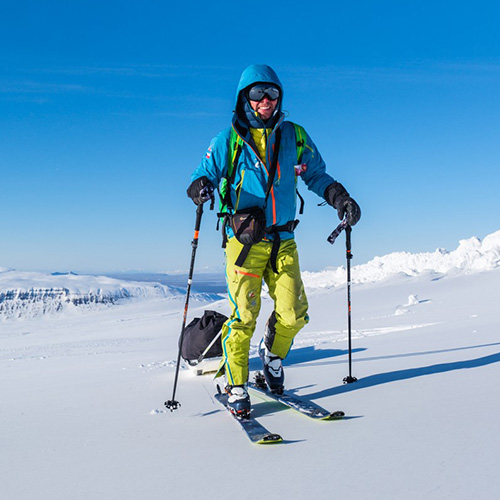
[225,385,251,419]
[259,338,284,395]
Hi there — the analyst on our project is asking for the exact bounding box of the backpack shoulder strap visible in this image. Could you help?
[264,127,281,204]
[292,122,307,164]
[220,127,244,213]
[228,127,244,183]
[291,122,307,214]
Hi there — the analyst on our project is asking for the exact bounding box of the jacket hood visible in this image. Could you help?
[235,64,283,104]
[234,64,283,129]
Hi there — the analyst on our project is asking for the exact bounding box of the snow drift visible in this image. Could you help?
[302,230,500,289]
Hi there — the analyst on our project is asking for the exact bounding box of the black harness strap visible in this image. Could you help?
[235,242,252,268]
[296,189,305,215]
[263,128,281,202]
[265,219,300,273]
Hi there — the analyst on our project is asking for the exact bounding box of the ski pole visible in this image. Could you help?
[342,224,357,383]
[327,219,357,384]
[165,201,207,412]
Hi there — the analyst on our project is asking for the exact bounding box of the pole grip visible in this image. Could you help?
[345,224,352,255]
[194,203,204,232]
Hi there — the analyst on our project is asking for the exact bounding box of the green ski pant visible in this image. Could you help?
[220,237,309,386]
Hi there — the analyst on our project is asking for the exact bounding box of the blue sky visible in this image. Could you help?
[1,1,499,274]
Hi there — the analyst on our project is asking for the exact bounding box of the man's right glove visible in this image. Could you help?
[324,182,361,226]
[186,176,214,205]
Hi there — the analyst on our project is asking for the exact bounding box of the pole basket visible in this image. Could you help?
[165,399,181,411]
[343,375,358,384]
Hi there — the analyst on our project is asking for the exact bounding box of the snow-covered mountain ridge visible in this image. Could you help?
[303,229,500,289]
[0,271,180,319]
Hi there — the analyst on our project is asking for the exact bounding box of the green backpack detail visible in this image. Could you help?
[219,127,244,214]
[293,122,308,164]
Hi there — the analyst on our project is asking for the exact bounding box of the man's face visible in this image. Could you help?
[249,96,278,121]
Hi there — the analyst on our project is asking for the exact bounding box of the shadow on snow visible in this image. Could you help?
[308,349,500,400]
[249,342,500,401]
[248,345,366,372]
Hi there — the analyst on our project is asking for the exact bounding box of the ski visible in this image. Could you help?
[214,390,283,444]
[249,372,345,420]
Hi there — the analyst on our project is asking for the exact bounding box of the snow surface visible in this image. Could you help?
[2,231,500,499]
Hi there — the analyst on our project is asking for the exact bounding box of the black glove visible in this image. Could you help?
[324,182,361,226]
[186,176,214,205]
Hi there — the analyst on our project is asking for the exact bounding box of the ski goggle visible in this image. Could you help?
[247,84,280,101]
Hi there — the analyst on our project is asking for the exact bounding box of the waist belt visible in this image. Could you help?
[234,219,300,273]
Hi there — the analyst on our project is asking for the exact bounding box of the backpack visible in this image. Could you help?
[180,310,228,364]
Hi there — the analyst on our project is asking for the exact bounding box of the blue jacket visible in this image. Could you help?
[191,64,336,239]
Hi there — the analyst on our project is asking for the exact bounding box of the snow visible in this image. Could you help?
[0,270,222,319]
[302,230,500,288]
[0,269,177,299]
[2,231,500,499]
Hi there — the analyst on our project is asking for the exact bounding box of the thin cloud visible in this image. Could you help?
[112,110,225,118]
[0,80,91,94]
[280,61,500,87]
[12,63,235,80]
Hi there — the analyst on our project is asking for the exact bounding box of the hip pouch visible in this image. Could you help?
[229,207,266,246]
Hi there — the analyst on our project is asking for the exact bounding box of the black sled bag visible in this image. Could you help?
[180,310,228,363]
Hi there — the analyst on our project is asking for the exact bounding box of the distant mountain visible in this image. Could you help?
[0,270,181,319]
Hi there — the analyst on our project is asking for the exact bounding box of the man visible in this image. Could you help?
[187,64,360,418]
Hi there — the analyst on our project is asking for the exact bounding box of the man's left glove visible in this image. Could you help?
[324,182,361,226]
[186,176,214,205]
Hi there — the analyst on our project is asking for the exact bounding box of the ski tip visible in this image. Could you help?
[257,433,283,444]
[324,410,345,420]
